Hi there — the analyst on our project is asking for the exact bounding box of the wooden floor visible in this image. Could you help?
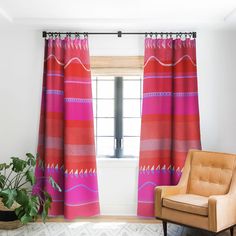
[38,216,234,235]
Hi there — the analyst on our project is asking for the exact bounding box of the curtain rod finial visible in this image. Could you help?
[42,31,47,38]
[193,32,197,38]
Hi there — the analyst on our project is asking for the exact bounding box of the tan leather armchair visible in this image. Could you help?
[155,150,236,236]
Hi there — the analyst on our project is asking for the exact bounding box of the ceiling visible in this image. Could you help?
[0,0,236,31]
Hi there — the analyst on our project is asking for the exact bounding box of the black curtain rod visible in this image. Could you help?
[42,31,197,38]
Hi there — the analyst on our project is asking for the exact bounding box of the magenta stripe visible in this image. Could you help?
[142,96,199,115]
[65,103,93,120]
[142,97,171,114]
[46,94,64,112]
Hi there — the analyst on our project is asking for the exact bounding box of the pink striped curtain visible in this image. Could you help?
[138,37,201,217]
[34,36,99,219]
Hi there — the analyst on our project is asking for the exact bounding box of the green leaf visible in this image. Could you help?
[11,157,27,173]
[0,189,17,208]
[26,154,36,166]
[43,191,52,202]
[26,153,35,159]
[15,189,29,206]
[28,199,39,217]
[42,198,51,223]
[20,214,32,224]
[49,176,62,192]
[41,191,52,223]
[0,175,6,189]
[25,170,36,185]
[27,158,36,166]
[15,205,26,221]
[0,163,10,171]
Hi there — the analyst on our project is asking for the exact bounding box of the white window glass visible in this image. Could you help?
[97,80,114,98]
[123,80,140,98]
[123,99,141,117]
[92,79,96,98]
[123,118,141,136]
[97,100,114,117]
[97,137,114,156]
[123,137,140,157]
[92,99,96,116]
[97,118,114,136]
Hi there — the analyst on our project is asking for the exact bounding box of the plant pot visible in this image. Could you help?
[0,198,22,229]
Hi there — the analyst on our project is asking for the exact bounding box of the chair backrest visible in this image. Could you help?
[187,150,236,197]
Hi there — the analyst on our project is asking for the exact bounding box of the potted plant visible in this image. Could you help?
[0,153,61,229]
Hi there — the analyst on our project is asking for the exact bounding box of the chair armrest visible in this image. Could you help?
[154,185,187,218]
[154,150,192,218]
[208,194,236,232]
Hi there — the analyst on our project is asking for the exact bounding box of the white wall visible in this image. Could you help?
[197,30,236,153]
[0,29,236,215]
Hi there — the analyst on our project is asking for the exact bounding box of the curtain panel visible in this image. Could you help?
[34,37,99,219]
[138,37,201,217]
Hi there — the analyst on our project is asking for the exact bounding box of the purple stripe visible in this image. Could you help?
[140,139,201,152]
[46,90,64,95]
[143,92,198,98]
[46,137,63,149]
[65,144,95,156]
[140,139,171,151]
[144,75,197,79]
[65,103,93,120]
[47,73,64,77]
[144,72,197,76]
[65,98,92,103]
[142,96,199,115]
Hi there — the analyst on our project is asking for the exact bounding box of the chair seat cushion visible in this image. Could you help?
[162,194,208,216]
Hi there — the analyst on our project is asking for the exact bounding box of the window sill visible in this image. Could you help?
[96,156,139,168]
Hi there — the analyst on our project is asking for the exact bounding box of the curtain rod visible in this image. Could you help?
[42,31,197,38]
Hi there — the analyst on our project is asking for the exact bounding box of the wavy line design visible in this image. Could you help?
[64,57,90,71]
[45,54,64,66]
[144,55,196,68]
[45,54,90,71]
[37,37,99,218]
[65,201,99,207]
[138,181,157,191]
[64,184,98,193]
[138,200,154,203]
[138,38,201,217]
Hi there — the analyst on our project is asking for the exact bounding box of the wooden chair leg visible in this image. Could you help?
[162,221,167,236]
[230,227,234,236]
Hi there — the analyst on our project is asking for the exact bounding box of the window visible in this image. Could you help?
[92,76,142,158]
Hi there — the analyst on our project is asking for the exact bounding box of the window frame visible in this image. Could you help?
[91,56,144,158]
